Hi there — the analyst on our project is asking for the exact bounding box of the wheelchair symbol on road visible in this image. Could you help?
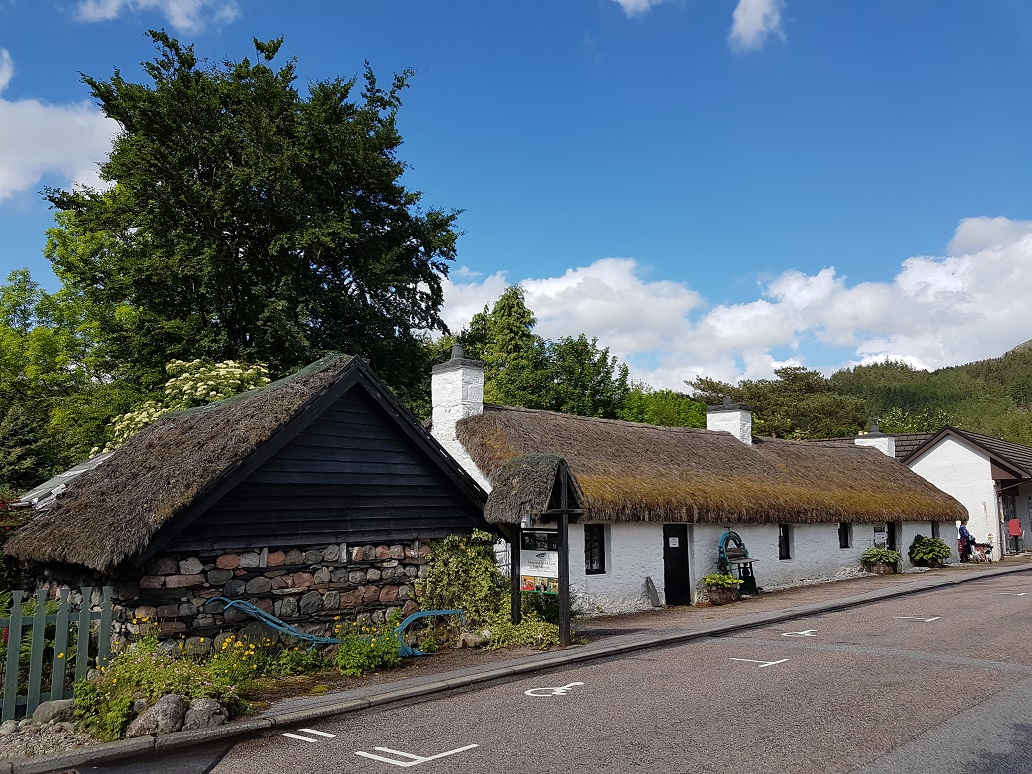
[781,629,817,637]
[525,681,584,697]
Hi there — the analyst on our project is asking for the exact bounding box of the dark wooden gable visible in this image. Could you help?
[163,380,486,553]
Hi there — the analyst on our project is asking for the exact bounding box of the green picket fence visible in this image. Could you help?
[0,586,113,722]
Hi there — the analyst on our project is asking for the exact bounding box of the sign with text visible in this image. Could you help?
[521,530,559,594]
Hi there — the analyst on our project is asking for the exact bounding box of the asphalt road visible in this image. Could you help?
[88,574,1032,774]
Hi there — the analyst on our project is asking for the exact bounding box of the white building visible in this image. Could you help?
[430,350,966,613]
[892,428,1032,561]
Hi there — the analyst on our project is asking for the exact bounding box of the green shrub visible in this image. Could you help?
[334,632,401,676]
[860,547,902,566]
[702,573,743,588]
[908,534,952,567]
[274,644,328,676]
[73,637,242,741]
[418,530,563,649]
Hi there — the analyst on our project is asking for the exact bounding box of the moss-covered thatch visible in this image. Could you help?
[7,355,354,572]
[483,453,584,524]
[460,406,966,525]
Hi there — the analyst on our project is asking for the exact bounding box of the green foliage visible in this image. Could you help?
[860,547,902,566]
[701,572,743,588]
[73,637,242,741]
[417,529,561,650]
[831,354,1032,445]
[45,31,459,397]
[878,406,953,434]
[689,366,868,439]
[908,534,952,567]
[618,383,706,427]
[100,359,270,452]
[417,529,509,629]
[334,632,402,676]
[459,286,629,419]
[0,269,133,480]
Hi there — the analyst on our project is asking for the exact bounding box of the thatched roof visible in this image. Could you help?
[458,406,966,525]
[7,355,354,572]
[482,453,584,524]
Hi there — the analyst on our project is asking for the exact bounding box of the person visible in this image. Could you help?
[959,518,975,562]
[1009,517,1024,553]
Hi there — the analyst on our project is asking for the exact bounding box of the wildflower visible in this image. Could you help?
[57,652,64,659]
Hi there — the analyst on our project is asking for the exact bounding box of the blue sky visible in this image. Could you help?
[2,1,1031,389]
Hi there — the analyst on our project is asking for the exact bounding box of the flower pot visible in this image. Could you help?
[865,561,897,575]
[706,586,741,605]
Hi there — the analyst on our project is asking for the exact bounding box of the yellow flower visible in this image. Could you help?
[56,652,64,659]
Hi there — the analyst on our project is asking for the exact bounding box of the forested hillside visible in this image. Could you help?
[830,344,1032,445]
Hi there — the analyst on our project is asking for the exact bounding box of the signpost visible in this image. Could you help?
[508,460,578,646]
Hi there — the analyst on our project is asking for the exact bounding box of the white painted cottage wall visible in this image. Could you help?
[568,523,665,613]
[909,438,997,558]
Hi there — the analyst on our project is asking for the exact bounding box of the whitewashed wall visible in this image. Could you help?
[574,519,941,614]
[568,523,665,614]
[909,438,998,558]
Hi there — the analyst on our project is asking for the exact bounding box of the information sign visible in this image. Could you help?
[520,530,559,594]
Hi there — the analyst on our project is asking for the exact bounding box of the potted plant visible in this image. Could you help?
[702,572,743,605]
[860,546,902,575]
[908,534,952,567]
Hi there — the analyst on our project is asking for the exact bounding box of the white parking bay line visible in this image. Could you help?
[282,728,337,743]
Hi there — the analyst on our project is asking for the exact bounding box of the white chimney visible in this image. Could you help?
[431,344,490,489]
[854,420,896,458]
[706,396,753,445]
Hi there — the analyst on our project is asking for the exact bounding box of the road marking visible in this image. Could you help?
[993,592,1027,596]
[781,629,817,637]
[282,728,336,743]
[524,681,584,697]
[895,616,941,622]
[730,658,789,668]
[355,744,479,767]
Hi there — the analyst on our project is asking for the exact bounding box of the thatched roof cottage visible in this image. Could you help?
[8,354,488,645]
[430,349,966,611]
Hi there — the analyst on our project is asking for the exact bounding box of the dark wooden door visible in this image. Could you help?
[663,524,691,606]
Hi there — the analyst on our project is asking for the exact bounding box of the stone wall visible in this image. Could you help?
[39,540,431,654]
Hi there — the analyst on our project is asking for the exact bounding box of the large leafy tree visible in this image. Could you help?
[688,366,868,439]
[457,286,629,419]
[45,31,460,391]
[0,270,141,481]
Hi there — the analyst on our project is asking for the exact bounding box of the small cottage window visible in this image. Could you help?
[931,521,940,539]
[778,524,792,560]
[838,522,851,549]
[584,524,606,574]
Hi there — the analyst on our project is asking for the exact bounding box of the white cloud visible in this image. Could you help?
[0,49,13,92]
[611,0,666,17]
[728,0,785,52]
[0,50,117,203]
[76,0,240,33]
[441,217,1032,392]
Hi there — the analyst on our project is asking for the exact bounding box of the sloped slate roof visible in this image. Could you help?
[457,405,966,525]
[901,427,1032,476]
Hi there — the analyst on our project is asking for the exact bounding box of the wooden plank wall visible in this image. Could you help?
[167,389,483,551]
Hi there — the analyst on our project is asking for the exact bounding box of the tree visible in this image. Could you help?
[0,270,139,481]
[541,335,629,418]
[618,383,706,427]
[460,286,550,408]
[878,407,953,434]
[45,31,460,394]
[688,366,868,439]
